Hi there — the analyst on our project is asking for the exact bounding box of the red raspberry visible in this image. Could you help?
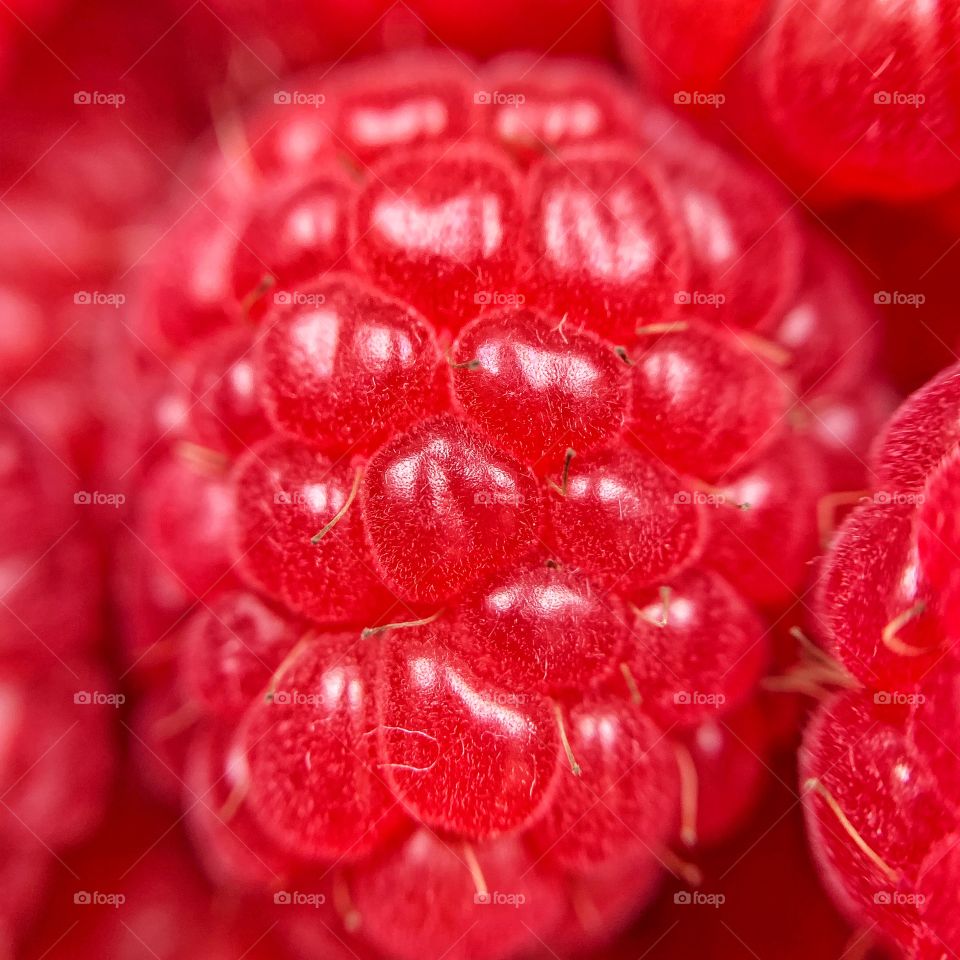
[122,53,877,960]
[617,0,960,202]
[809,361,960,958]
[0,419,113,954]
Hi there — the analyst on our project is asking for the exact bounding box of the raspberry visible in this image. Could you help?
[0,419,113,952]
[617,0,960,202]
[122,53,877,960]
[809,362,960,958]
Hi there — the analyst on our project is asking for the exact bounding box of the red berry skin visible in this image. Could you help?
[257,275,442,454]
[238,634,406,861]
[616,0,767,94]
[231,437,396,626]
[521,145,688,342]
[626,321,788,480]
[350,144,524,329]
[177,591,303,721]
[231,172,354,315]
[478,55,634,165]
[909,661,960,807]
[331,53,478,167]
[450,308,629,471]
[545,853,664,955]
[758,0,960,201]
[0,663,114,850]
[682,701,769,846]
[376,625,561,840]
[917,450,960,636]
[453,561,631,696]
[548,447,704,594]
[915,837,960,956]
[817,501,942,690]
[351,829,564,960]
[184,329,270,456]
[613,568,768,727]
[184,726,308,888]
[143,203,242,350]
[758,239,878,398]
[873,361,960,492]
[530,698,678,868]
[654,133,801,331]
[806,380,895,491]
[800,693,951,946]
[361,415,543,604]
[706,432,827,606]
[140,456,234,598]
[242,96,337,180]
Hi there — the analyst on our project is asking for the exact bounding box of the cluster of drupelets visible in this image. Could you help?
[115,52,887,960]
[805,362,960,959]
